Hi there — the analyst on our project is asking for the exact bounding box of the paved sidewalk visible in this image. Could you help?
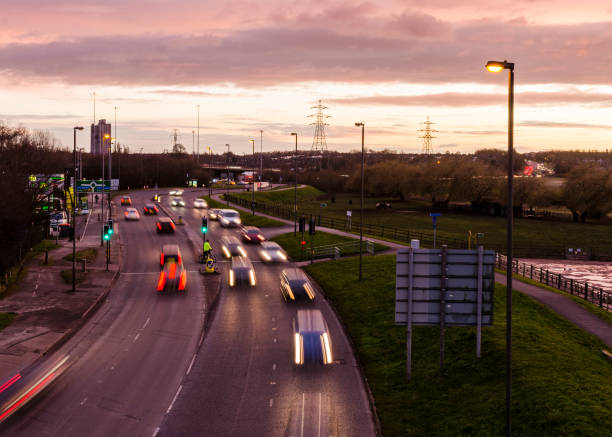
[0,198,120,380]
[218,193,612,347]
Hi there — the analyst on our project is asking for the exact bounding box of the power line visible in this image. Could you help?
[308,100,331,152]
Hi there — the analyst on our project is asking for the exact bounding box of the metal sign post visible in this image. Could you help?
[430,213,441,248]
[406,248,414,381]
[477,245,483,358]
[439,245,447,370]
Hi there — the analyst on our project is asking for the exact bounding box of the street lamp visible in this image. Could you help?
[100,133,110,246]
[225,143,230,206]
[291,133,298,236]
[249,139,255,215]
[72,126,84,293]
[197,105,200,164]
[355,122,365,280]
[207,146,213,197]
[259,130,264,183]
[486,58,514,437]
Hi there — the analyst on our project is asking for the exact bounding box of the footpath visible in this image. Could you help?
[0,198,120,381]
[214,193,612,349]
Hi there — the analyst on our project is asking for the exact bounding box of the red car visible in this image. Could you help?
[144,204,159,215]
[156,261,187,292]
[241,226,265,244]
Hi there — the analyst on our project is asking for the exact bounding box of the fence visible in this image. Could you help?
[496,254,612,312]
[308,240,375,260]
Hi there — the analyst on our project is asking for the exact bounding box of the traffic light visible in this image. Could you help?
[201,217,208,233]
[107,220,114,235]
[103,224,110,240]
[301,240,306,248]
[299,216,305,233]
[308,217,316,235]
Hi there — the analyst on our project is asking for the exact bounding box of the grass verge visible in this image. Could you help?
[204,196,285,227]
[0,312,16,331]
[60,269,88,285]
[305,255,612,436]
[272,231,389,261]
[63,248,98,263]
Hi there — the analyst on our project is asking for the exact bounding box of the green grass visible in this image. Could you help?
[1,240,61,297]
[63,248,98,263]
[304,255,612,436]
[60,269,88,285]
[234,187,612,257]
[0,312,16,331]
[203,196,285,227]
[271,231,390,261]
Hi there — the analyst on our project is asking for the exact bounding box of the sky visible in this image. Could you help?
[1,0,612,155]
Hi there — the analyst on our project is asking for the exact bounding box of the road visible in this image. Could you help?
[2,188,376,436]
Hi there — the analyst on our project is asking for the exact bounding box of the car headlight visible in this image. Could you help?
[260,251,271,261]
[222,246,231,258]
[238,247,246,257]
[277,251,287,260]
[322,332,333,364]
[294,333,302,364]
[229,270,235,287]
[249,269,256,286]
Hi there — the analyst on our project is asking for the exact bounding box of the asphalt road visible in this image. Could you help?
[2,188,376,436]
[158,189,376,437]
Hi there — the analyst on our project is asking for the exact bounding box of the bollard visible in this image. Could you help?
[178,215,183,225]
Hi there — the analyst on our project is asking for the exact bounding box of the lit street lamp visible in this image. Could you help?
[249,139,255,215]
[486,59,514,437]
[355,122,365,280]
[291,133,298,236]
[100,133,110,246]
[72,126,84,293]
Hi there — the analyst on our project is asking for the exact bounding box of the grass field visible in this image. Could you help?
[60,269,88,285]
[304,255,612,436]
[233,187,612,256]
[63,248,98,263]
[0,312,16,332]
[271,231,389,261]
[203,196,285,227]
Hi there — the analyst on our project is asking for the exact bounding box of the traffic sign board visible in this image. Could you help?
[77,179,119,192]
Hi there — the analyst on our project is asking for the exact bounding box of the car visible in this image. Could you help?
[120,196,132,206]
[143,203,159,215]
[228,256,256,287]
[219,209,241,227]
[280,268,316,301]
[258,242,288,263]
[293,309,333,366]
[49,211,67,229]
[79,208,89,216]
[209,208,222,220]
[241,226,265,243]
[171,198,185,207]
[152,194,162,202]
[168,190,177,196]
[156,217,175,233]
[221,236,247,258]
[156,261,187,292]
[160,244,183,268]
[124,207,140,221]
[193,198,208,209]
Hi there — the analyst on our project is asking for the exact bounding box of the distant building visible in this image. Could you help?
[90,119,111,155]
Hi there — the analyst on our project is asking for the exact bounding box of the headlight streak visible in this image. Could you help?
[277,251,287,260]
[238,247,246,257]
[260,251,271,261]
[249,269,256,286]
[294,333,302,364]
[229,270,235,287]
[304,283,315,300]
[322,333,333,364]
[222,246,231,258]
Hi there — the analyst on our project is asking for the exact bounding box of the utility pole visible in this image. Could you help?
[225,144,230,206]
[259,129,263,182]
[73,126,84,293]
[291,133,298,235]
[249,139,255,215]
[419,116,438,155]
[197,105,200,164]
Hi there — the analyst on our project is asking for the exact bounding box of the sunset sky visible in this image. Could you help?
[2,0,612,155]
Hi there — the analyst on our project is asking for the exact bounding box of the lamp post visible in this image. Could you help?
[486,59,514,437]
[197,105,200,164]
[291,133,298,236]
[259,130,263,183]
[249,139,255,215]
[100,133,110,245]
[108,137,114,230]
[72,126,84,292]
[208,146,213,197]
[355,122,365,280]
[225,143,230,206]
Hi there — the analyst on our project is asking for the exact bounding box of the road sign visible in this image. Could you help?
[429,212,441,228]
[320,203,327,207]
[346,210,352,217]
[77,179,119,192]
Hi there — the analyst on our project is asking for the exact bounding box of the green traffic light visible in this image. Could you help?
[104,233,110,241]
[108,228,114,234]
[201,227,208,233]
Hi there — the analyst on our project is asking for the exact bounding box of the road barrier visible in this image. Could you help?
[496,253,612,312]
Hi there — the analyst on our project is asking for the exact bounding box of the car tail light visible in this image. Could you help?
[157,223,162,230]
[160,253,164,266]
[124,212,128,217]
[178,271,187,290]
[154,207,158,213]
[178,253,182,265]
[170,222,176,230]
[169,263,177,279]
[157,272,166,290]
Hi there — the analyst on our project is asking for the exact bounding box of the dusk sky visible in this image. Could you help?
[2,0,612,155]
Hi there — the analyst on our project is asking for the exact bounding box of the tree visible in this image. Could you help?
[562,164,612,222]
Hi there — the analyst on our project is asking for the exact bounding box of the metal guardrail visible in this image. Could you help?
[496,253,612,312]
[309,240,375,259]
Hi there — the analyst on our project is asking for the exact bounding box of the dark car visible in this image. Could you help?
[241,226,265,244]
[160,244,182,268]
[280,268,315,301]
[221,236,246,258]
[293,309,333,366]
[228,256,256,287]
[144,204,159,215]
[120,195,132,206]
[156,261,187,292]
[156,217,175,233]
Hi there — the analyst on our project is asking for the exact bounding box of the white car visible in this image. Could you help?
[171,198,185,207]
[193,198,208,209]
[124,207,140,221]
[258,242,288,262]
[228,256,256,287]
[219,209,241,227]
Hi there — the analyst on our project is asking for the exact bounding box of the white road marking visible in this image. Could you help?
[186,354,197,375]
[300,392,305,437]
[270,381,276,385]
[273,338,277,343]
[166,384,183,413]
[318,392,322,437]
[110,365,115,370]
[152,427,160,437]
[35,284,38,289]
[272,363,276,371]
[143,317,151,329]
[80,397,88,406]
[269,398,274,407]
[265,294,269,297]
[272,327,277,331]
[133,333,140,343]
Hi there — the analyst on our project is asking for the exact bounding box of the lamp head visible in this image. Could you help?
[103,134,110,139]
[74,126,84,131]
[486,60,514,72]
[355,122,364,127]
[249,139,254,144]
[290,132,297,136]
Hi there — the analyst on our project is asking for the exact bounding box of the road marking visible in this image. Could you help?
[152,427,160,437]
[273,338,277,343]
[35,284,38,290]
[318,392,322,437]
[80,397,88,406]
[270,381,276,385]
[110,365,115,370]
[300,392,305,437]
[143,317,151,329]
[166,384,183,413]
[265,294,269,297]
[272,363,276,371]
[269,398,274,407]
[198,331,205,347]
[186,354,197,375]
[133,333,140,343]
[272,327,277,331]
